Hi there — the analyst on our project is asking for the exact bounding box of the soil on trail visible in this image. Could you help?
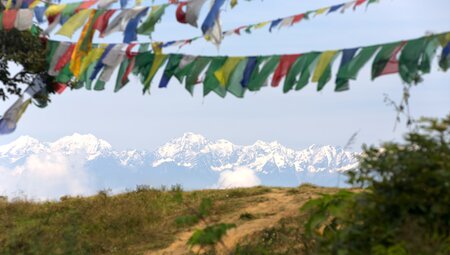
[146,188,320,255]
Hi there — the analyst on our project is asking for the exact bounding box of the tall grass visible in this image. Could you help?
[0,186,271,255]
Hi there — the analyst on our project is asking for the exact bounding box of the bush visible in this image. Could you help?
[302,115,450,255]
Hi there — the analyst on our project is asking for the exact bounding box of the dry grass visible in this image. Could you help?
[0,185,337,255]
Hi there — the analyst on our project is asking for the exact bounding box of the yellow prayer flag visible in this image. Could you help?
[56,9,92,38]
[315,7,329,16]
[144,54,168,89]
[5,0,12,9]
[231,0,238,8]
[79,46,106,78]
[28,0,40,9]
[151,42,163,55]
[70,10,96,77]
[312,51,338,82]
[439,32,450,46]
[254,21,270,29]
[214,57,244,87]
[45,4,67,17]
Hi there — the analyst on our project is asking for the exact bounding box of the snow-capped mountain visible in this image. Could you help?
[152,132,357,173]
[0,133,359,194]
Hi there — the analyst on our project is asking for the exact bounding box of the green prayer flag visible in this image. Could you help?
[372,42,403,79]
[115,58,129,92]
[174,57,197,83]
[296,52,320,91]
[399,37,428,84]
[419,37,439,74]
[160,54,182,86]
[138,44,150,53]
[94,80,106,91]
[283,56,305,93]
[185,57,211,95]
[46,41,60,68]
[80,61,96,90]
[203,57,228,97]
[73,80,84,90]
[55,65,73,84]
[227,58,248,98]
[132,52,154,83]
[137,4,168,36]
[335,46,378,91]
[0,13,4,31]
[163,54,183,77]
[61,2,82,18]
[247,56,279,91]
[30,24,41,36]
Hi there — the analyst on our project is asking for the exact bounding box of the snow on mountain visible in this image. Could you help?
[0,136,47,163]
[152,133,358,173]
[49,133,113,160]
[0,132,358,173]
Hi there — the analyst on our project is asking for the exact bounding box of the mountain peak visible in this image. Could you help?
[179,132,208,143]
[49,133,112,160]
[0,136,45,161]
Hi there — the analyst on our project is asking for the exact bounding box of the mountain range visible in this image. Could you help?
[0,133,358,195]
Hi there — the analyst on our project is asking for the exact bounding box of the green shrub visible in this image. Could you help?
[301,115,450,255]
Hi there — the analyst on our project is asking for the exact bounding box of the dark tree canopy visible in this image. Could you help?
[0,20,48,101]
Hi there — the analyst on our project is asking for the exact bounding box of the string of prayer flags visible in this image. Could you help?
[0,0,382,49]
[158,0,382,49]
[41,32,449,99]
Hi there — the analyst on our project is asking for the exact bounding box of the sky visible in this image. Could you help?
[1,0,450,152]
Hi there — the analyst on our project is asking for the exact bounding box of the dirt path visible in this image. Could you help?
[146,189,314,255]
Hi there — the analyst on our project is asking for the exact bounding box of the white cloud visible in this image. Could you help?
[0,153,94,200]
[216,167,261,189]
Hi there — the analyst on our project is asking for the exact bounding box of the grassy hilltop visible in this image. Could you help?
[0,185,336,255]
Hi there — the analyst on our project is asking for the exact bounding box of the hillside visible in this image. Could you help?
[0,185,341,255]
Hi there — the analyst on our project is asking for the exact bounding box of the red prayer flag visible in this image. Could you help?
[122,57,135,85]
[93,10,116,37]
[354,0,367,10]
[125,43,138,58]
[76,1,97,11]
[52,83,67,94]
[271,54,301,87]
[2,10,18,31]
[176,2,187,24]
[380,42,406,76]
[54,44,76,72]
[291,14,305,25]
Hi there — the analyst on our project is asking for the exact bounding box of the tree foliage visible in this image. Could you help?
[0,25,50,101]
[302,115,450,255]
